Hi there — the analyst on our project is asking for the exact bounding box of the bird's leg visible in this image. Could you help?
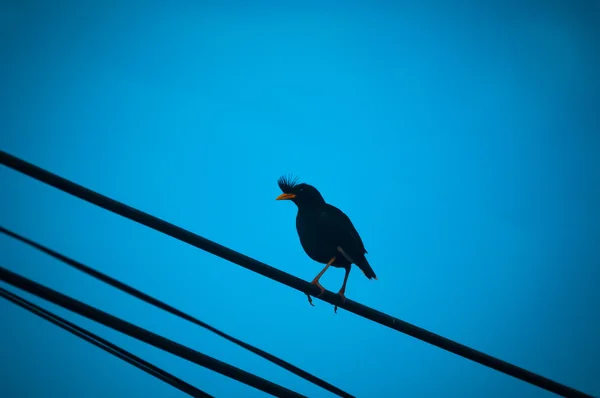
[334,267,351,313]
[310,257,335,293]
[306,257,335,306]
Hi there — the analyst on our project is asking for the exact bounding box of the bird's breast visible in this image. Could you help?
[295,211,337,264]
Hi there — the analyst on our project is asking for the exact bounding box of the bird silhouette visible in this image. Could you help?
[276,175,377,312]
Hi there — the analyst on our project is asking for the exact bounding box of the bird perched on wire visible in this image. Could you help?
[276,175,377,312]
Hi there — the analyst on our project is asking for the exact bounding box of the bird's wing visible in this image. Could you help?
[319,204,367,255]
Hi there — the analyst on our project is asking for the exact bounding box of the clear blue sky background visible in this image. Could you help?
[1,2,599,397]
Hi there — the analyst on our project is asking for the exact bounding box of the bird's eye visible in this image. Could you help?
[299,188,304,192]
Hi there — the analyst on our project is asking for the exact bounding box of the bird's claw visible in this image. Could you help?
[334,292,346,314]
[306,281,325,307]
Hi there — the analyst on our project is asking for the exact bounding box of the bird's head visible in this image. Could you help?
[276,175,325,208]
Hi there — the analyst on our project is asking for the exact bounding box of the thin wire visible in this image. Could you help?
[0,225,353,398]
[0,150,593,398]
[0,287,212,398]
[0,266,307,398]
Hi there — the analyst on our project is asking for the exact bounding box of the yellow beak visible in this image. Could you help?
[276,193,296,200]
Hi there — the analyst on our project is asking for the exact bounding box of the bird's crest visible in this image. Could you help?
[277,174,299,193]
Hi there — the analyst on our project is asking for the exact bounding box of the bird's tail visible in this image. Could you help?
[355,255,377,280]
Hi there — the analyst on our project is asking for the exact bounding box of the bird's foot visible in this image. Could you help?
[334,291,346,314]
[310,280,326,297]
[306,281,325,306]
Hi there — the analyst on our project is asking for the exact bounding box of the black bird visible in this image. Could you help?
[276,175,377,312]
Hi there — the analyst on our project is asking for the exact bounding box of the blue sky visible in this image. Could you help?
[1,1,599,397]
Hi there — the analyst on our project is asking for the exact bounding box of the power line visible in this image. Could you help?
[0,266,307,398]
[0,287,212,398]
[0,150,593,398]
[0,225,353,398]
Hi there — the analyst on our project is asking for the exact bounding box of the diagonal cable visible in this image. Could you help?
[0,287,212,398]
[0,266,307,398]
[0,225,353,398]
[0,149,593,398]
